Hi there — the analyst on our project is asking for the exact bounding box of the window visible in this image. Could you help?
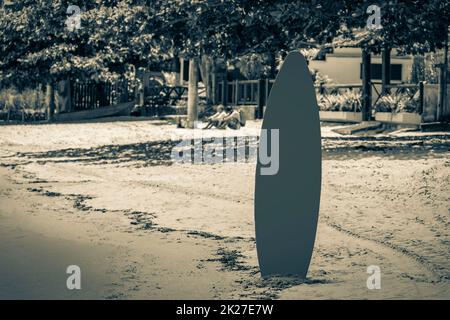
[360,63,402,81]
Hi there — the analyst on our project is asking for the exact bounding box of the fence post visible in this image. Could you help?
[211,65,217,105]
[124,79,129,103]
[257,79,265,119]
[219,81,221,105]
[217,81,222,105]
[46,82,55,122]
[418,81,424,115]
[234,80,239,106]
[438,31,448,122]
[381,46,391,94]
[319,81,325,95]
[361,48,372,121]
[223,78,228,107]
[187,57,199,128]
[83,83,87,109]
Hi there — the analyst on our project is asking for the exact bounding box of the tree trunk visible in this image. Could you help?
[46,82,55,122]
[361,49,372,121]
[200,55,213,107]
[57,78,72,112]
[381,46,391,94]
[187,57,199,128]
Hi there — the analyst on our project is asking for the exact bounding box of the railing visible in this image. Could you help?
[216,79,424,118]
[317,83,362,94]
[216,79,275,118]
[371,82,424,114]
[144,85,188,107]
[216,80,363,118]
[216,80,365,105]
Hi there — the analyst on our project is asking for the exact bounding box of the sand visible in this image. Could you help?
[0,118,449,299]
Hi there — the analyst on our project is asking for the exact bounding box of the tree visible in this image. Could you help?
[156,0,346,125]
[0,0,79,118]
[0,0,170,118]
[328,0,449,120]
[0,0,349,124]
[156,0,246,127]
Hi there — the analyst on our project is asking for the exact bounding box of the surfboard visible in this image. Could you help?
[255,51,322,278]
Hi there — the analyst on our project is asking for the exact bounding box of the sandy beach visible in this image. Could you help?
[0,118,449,299]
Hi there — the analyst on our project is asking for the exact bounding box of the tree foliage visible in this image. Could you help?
[332,0,449,54]
[0,0,168,86]
[1,0,447,87]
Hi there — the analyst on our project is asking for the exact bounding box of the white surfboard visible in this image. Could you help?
[255,51,322,277]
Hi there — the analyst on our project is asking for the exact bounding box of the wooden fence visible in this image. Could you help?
[70,80,134,111]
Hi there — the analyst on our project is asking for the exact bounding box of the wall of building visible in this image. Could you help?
[422,84,450,122]
[309,48,413,84]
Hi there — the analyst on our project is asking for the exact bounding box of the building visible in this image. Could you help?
[309,47,413,85]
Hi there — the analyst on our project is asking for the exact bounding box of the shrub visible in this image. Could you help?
[317,90,361,112]
[375,95,396,112]
[374,91,419,113]
[0,87,18,111]
[0,87,45,112]
[339,90,361,112]
[0,87,46,122]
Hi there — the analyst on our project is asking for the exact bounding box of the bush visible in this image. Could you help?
[374,91,419,113]
[312,70,334,87]
[0,87,18,111]
[0,87,45,111]
[317,90,362,112]
[0,87,46,121]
